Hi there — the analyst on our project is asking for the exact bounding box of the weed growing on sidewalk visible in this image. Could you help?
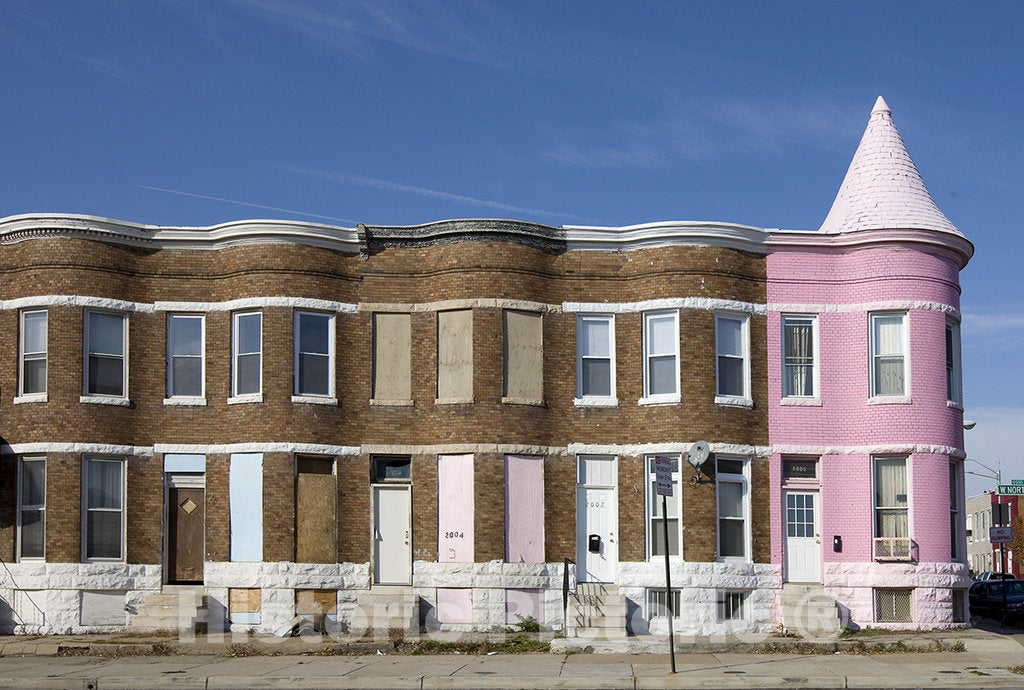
[408,634,549,655]
[1009,665,1024,675]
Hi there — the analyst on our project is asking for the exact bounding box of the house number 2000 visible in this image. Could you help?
[445,531,465,539]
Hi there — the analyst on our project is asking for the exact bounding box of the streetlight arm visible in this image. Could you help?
[966,457,1001,485]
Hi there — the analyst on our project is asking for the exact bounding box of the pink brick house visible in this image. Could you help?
[766,97,974,630]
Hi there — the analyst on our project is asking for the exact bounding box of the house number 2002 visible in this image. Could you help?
[445,531,465,539]
[588,501,605,508]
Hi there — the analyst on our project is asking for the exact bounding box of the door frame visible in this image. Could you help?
[163,472,206,584]
[782,489,822,583]
[575,456,618,583]
[371,484,412,585]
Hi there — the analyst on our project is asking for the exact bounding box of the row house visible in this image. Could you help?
[0,97,973,636]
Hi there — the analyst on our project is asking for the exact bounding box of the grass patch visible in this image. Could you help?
[840,627,945,638]
[1009,665,1024,675]
[408,634,549,655]
[844,640,965,655]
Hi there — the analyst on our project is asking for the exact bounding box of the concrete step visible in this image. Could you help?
[143,593,206,607]
[572,627,629,639]
[781,582,825,593]
[573,615,626,628]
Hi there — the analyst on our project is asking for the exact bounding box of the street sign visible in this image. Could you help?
[1011,479,1024,486]
[654,456,673,497]
[990,526,1013,543]
[997,484,1024,495]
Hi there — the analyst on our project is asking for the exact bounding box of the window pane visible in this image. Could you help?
[172,357,202,397]
[946,325,954,369]
[651,519,679,556]
[24,312,47,353]
[716,318,743,357]
[23,358,46,395]
[651,481,680,518]
[718,458,745,475]
[87,461,122,510]
[876,508,909,538]
[648,355,676,395]
[582,358,611,396]
[237,314,261,354]
[298,353,330,395]
[298,313,330,355]
[784,365,813,397]
[874,357,904,395]
[873,315,904,356]
[374,457,411,481]
[875,458,907,507]
[21,461,44,506]
[719,519,745,557]
[718,481,743,518]
[87,511,122,559]
[718,356,744,396]
[580,318,610,357]
[235,353,261,394]
[88,356,124,396]
[88,312,124,355]
[647,316,675,355]
[170,317,202,356]
[20,510,44,558]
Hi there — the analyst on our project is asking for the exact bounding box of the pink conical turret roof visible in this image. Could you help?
[819,97,960,235]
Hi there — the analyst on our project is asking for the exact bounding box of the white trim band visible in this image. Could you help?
[770,300,960,318]
[565,298,766,315]
[772,443,966,458]
[0,295,358,314]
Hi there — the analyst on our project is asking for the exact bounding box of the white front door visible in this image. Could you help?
[576,456,617,583]
[784,491,821,582]
[374,486,411,584]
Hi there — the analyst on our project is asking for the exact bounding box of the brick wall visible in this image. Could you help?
[205,454,230,562]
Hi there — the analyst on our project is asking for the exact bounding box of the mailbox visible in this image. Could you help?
[833,535,842,553]
[588,534,601,553]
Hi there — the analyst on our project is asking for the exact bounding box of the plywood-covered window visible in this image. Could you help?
[372,313,412,402]
[505,455,544,563]
[295,456,337,563]
[437,310,473,402]
[502,310,543,403]
[229,453,263,562]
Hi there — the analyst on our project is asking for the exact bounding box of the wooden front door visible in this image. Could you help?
[169,487,205,582]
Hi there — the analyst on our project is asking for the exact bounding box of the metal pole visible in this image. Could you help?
[662,494,676,674]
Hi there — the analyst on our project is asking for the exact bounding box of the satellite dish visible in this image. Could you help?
[688,441,711,469]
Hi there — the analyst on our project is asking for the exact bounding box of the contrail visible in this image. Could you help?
[138,185,358,225]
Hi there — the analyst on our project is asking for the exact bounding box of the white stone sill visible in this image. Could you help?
[573,397,619,408]
[868,395,912,405]
[164,397,207,406]
[13,394,47,404]
[501,397,545,407]
[291,395,338,406]
[79,396,130,407]
[637,394,681,407]
[435,397,474,405]
[780,397,821,407]
[714,395,753,409]
[227,394,263,405]
[947,400,964,411]
[369,398,414,407]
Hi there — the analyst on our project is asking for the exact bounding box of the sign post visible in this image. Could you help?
[653,456,676,674]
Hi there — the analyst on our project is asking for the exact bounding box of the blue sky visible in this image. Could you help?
[1,1,1021,491]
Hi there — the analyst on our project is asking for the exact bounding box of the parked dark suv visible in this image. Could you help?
[969,580,1024,623]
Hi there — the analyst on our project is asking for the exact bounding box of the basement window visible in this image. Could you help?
[646,588,681,620]
[874,588,913,623]
[717,590,749,622]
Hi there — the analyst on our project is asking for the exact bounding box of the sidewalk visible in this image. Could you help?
[0,651,1023,688]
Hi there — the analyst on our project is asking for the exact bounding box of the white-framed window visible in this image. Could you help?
[232,312,262,398]
[781,314,818,398]
[869,312,908,397]
[645,455,682,558]
[576,314,615,403]
[17,457,45,561]
[82,458,125,562]
[874,457,909,539]
[716,590,749,622]
[715,313,750,401]
[167,314,204,399]
[946,319,962,404]
[19,310,48,397]
[84,310,127,398]
[642,311,679,403]
[646,588,681,620]
[294,311,335,398]
[949,462,961,561]
[716,456,750,561]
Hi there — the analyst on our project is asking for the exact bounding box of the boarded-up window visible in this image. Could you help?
[437,588,473,624]
[229,588,261,625]
[505,455,544,563]
[438,454,474,562]
[295,589,338,631]
[80,590,126,626]
[506,588,542,626]
[437,310,473,401]
[229,453,263,562]
[503,311,543,402]
[373,313,412,401]
[295,456,337,563]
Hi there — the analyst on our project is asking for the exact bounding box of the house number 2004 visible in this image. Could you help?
[444,531,465,539]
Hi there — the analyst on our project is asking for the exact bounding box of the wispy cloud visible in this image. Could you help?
[138,185,358,225]
[284,165,588,223]
[962,308,1024,353]
[543,94,860,169]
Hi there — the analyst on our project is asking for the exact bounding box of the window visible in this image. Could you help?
[295,456,337,563]
[642,311,679,402]
[372,313,412,403]
[19,310,47,397]
[782,315,817,398]
[576,314,615,401]
[949,463,961,560]
[503,310,543,403]
[83,458,124,561]
[437,310,473,402]
[717,590,749,622]
[232,312,262,397]
[874,457,908,538]
[782,458,818,482]
[84,311,127,398]
[946,319,962,404]
[646,455,682,558]
[167,314,204,398]
[874,588,912,623]
[870,312,907,397]
[294,312,334,397]
[715,313,749,399]
[373,456,411,482]
[18,458,45,560]
[716,456,749,560]
[646,588,680,620]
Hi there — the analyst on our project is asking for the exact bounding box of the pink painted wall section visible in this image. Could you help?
[506,589,542,625]
[438,454,474,563]
[436,588,473,624]
[505,455,545,564]
[912,454,952,563]
[820,455,873,563]
[769,456,784,565]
